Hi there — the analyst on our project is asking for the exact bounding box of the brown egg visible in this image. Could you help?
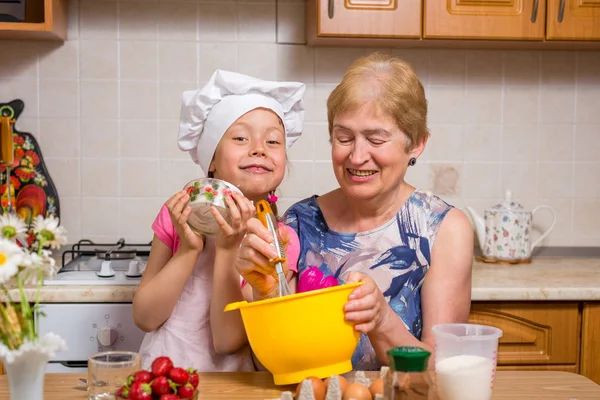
[342,383,372,400]
[295,376,326,400]
[324,375,349,395]
[369,378,384,397]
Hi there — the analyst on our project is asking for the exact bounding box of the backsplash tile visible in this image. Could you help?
[0,0,598,246]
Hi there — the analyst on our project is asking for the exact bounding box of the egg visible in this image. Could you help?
[324,375,349,395]
[342,383,372,400]
[295,376,326,400]
[369,378,384,397]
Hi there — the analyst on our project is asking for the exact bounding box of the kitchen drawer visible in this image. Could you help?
[469,302,580,365]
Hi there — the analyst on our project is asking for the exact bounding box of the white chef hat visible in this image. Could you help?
[177,69,306,174]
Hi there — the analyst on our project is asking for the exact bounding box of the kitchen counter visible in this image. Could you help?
[472,257,600,301]
[0,258,598,303]
[1,371,600,399]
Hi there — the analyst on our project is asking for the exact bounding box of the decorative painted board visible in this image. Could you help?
[0,99,60,224]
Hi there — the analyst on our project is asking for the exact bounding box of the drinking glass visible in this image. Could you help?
[88,351,141,400]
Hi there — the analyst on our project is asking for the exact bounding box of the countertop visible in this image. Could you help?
[1,371,599,399]
[0,258,599,303]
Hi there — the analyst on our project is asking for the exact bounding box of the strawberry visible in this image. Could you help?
[116,385,129,399]
[187,369,199,389]
[177,383,195,399]
[127,370,152,386]
[150,375,172,396]
[127,382,152,400]
[159,395,180,400]
[151,356,174,377]
[168,367,189,385]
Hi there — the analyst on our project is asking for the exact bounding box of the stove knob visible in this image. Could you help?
[97,326,117,347]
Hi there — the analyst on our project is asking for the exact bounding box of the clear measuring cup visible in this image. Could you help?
[432,323,503,400]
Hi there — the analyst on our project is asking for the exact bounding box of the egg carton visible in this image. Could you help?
[267,368,390,400]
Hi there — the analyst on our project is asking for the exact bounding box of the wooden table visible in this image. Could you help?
[1,371,599,399]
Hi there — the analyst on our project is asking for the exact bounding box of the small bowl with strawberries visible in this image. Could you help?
[116,356,199,400]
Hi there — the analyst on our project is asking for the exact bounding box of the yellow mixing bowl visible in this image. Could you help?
[224,282,362,385]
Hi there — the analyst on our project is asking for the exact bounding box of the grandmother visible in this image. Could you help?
[234,52,473,370]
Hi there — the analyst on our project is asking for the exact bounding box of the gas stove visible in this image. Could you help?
[44,238,150,286]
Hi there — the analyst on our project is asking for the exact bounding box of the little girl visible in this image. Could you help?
[132,69,305,371]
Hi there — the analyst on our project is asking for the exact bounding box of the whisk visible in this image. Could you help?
[256,200,292,297]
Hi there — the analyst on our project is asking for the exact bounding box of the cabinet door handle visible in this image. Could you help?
[531,0,539,23]
[328,0,334,19]
[558,0,565,22]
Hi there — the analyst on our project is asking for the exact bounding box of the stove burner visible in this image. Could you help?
[61,238,152,270]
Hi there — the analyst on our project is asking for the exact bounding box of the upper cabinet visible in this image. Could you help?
[546,0,600,40]
[307,0,421,41]
[424,0,546,40]
[306,0,600,46]
[0,0,67,41]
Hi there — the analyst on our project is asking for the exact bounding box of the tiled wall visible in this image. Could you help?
[0,0,598,246]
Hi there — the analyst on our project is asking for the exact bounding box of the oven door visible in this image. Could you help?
[35,303,146,373]
[46,361,88,373]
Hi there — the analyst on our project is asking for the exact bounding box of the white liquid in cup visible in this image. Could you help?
[435,355,496,400]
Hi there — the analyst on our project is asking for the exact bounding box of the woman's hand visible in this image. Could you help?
[344,272,393,334]
[166,190,205,253]
[211,192,256,250]
[235,218,290,298]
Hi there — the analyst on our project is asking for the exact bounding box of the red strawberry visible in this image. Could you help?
[151,356,174,377]
[187,369,199,388]
[177,383,195,399]
[150,375,172,396]
[127,382,152,400]
[128,370,152,386]
[168,367,189,385]
[159,395,180,400]
[116,385,129,399]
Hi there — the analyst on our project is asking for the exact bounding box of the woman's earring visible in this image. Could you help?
[267,191,278,203]
[408,157,417,167]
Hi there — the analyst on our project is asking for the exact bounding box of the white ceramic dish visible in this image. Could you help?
[183,178,243,236]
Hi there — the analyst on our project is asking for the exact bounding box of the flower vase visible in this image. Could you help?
[0,333,67,400]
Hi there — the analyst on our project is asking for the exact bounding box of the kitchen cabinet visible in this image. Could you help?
[546,0,600,40]
[306,0,600,46]
[581,303,600,384]
[469,302,580,367]
[306,0,422,44]
[0,0,67,41]
[424,0,546,40]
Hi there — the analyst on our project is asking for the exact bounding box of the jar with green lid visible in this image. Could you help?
[383,346,438,400]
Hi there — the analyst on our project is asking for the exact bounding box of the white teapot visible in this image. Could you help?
[465,190,556,262]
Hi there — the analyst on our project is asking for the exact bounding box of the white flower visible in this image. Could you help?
[19,250,59,284]
[32,215,67,250]
[0,238,24,284]
[0,213,28,244]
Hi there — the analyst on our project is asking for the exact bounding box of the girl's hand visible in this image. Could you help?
[211,192,256,250]
[166,190,205,253]
[344,272,393,334]
[235,218,290,298]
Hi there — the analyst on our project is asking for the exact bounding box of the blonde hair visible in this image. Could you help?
[327,52,429,152]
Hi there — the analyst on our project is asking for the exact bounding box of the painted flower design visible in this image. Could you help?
[203,186,215,201]
[14,149,40,181]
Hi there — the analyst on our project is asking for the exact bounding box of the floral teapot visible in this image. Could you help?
[465,190,556,262]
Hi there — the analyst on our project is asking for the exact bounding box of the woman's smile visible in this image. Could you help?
[346,168,378,182]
